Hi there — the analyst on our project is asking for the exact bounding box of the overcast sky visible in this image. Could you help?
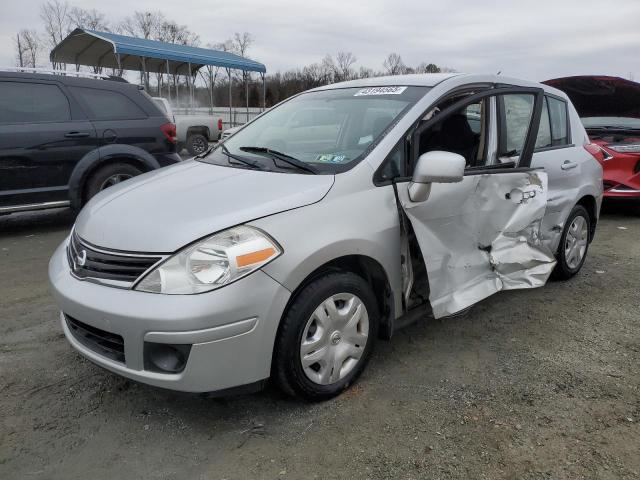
[1,0,639,81]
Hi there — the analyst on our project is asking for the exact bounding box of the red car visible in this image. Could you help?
[544,76,640,198]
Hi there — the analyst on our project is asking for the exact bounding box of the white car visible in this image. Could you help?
[51,74,603,400]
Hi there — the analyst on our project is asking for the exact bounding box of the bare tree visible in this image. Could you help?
[14,32,26,67]
[383,53,405,75]
[23,30,42,67]
[335,51,357,82]
[15,29,42,68]
[40,0,72,68]
[232,32,253,58]
[69,7,108,31]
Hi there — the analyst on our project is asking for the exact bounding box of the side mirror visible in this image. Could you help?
[408,151,466,202]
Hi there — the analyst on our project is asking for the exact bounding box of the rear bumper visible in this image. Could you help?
[49,240,291,393]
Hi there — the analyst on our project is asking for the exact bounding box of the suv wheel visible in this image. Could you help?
[186,133,208,156]
[85,163,143,204]
[553,204,590,280]
[273,271,378,400]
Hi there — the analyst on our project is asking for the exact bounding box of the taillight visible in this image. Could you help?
[217,118,223,131]
[160,122,177,144]
[584,143,605,162]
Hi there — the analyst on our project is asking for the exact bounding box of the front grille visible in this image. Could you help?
[67,232,162,287]
[65,315,125,363]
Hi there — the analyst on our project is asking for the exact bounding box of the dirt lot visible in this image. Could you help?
[1,203,639,480]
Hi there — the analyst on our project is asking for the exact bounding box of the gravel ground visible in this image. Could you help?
[1,202,639,480]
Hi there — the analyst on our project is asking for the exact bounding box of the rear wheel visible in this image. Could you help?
[273,271,378,400]
[85,163,142,204]
[553,205,590,279]
[186,133,208,156]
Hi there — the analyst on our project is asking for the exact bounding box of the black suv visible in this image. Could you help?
[0,71,180,214]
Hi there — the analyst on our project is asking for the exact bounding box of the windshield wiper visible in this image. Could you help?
[239,146,319,174]
[221,144,264,170]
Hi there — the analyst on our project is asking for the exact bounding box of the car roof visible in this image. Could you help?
[312,73,569,99]
[0,71,136,92]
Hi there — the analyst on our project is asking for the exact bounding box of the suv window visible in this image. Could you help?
[71,87,146,120]
[535,97,552,149]
[499,93,534,156]
[547,96,569,145]
[0,81,70,124]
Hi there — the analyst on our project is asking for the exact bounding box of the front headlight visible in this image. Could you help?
[135,225,282,294]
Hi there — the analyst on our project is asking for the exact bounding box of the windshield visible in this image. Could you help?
[199,86,428,174]
[582,116,640,129]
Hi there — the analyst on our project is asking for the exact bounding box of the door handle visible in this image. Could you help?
[65,132,90,138]
[561,160,578,170]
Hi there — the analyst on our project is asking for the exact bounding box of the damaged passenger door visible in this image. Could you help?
[394,87,557,318]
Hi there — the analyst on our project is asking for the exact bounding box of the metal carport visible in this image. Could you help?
[51,28,267,121]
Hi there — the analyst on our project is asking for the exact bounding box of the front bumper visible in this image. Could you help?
[48,240,291,392]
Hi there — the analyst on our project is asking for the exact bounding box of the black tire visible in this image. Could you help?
[85,163,143,204]
[273,271,379,401]
[186,133,209,156]
[553,204,591,280]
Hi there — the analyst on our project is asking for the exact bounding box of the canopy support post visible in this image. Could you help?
[208,66,214,115]
[187,62,193,112]
[245,71,249,123]
[140,57,149,90]
[165,60,171,104]
[261,72,266,111]
[227,68,233,128]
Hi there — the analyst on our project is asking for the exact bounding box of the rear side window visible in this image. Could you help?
[0,81,70,124]
[499,93,535,155]
[547,96,569,145]
[70,87,146,120]
[535,97,552,149]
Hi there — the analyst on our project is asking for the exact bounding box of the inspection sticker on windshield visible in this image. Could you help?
[315,154,348,164]
[354,86,407,96]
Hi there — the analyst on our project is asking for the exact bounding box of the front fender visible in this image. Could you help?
[68,144,161,210]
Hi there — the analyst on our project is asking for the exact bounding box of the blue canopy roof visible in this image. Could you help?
[51,28,266,74]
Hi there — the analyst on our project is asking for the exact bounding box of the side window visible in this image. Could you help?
[417,97,489,168]
[499,93,534,157]
[70,87,146,120]
[547,97,569,145]
[0,82,70,124]
[535,97,552,149]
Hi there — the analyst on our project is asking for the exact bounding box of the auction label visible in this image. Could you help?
[354,86,408,96]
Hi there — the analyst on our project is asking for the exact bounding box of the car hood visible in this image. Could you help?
[543,76,640,118]
[75,160,335,252]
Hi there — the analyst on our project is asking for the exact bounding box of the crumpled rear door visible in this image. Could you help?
[397,170,556,318]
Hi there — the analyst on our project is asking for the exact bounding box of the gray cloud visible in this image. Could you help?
[1,0,639,81]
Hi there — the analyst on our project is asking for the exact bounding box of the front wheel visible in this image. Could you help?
[553,205,590,280]
[273,271,378,400]
[84,162,143,204]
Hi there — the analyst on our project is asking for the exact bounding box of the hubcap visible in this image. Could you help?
[192,137,207,154]
[99,173,132,191]
[564,215,588,269]
[300,293,369,385]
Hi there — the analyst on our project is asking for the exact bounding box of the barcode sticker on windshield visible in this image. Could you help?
[354,86,407,96]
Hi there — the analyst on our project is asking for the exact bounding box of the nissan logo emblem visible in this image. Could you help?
[76,249,87,267]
